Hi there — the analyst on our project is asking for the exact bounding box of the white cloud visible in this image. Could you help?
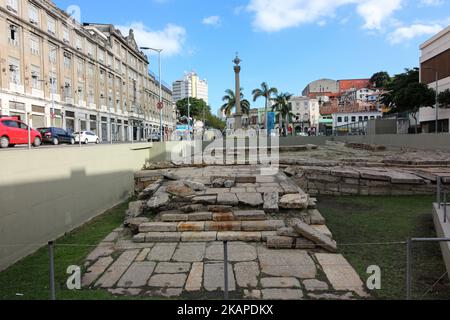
[246,0,404,32]
[202,16,221,27]
[117,22,186,57]
[387,23,444,44]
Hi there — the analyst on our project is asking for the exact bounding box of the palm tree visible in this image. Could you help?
[272,92,293,136]
[220,88,250,117]
[252,82,278,133]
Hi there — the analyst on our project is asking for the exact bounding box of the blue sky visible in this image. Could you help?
[54,0,450,114]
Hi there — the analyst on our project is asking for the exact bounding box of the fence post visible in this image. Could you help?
[406,239,412,300]
[437,176,442,208]
[223,241,229,300]
[48,241,56,300]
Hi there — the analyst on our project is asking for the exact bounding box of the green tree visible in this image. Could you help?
[220,88,250,117]
[438,89,450,108]
[271,92,293,136]
[370,71,391,89]
[252,82,278,132]
[382,68,435,133]
[176,97,225,130]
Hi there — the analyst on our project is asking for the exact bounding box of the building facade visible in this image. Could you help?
[172,71,208,104]
[419,24,450,133]
[290,96,320,134]
[332,111,383,131]
[0,0,175,142]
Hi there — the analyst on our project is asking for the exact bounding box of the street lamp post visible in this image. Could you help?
[140,47,163,142]
[423,67,439,134]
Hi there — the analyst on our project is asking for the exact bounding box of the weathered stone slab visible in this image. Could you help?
[280,181,304,195]
[188,212,213,221]
[262,289,303,300]
[237,193,264,207]
[185,262,203,292]
[161,213,188,222]
[139,222,178,233]
[135,248,151,262]
[233,210,266,221]
[290,219,337,253]
[309,209,326,225]
[257,247,316,279]
[303,279,329,291]
[96,250,139,288]
[181,204,206,213]
[358,169,391,181]
[206,243,257,262]
[266,236,295,249]
[280,193,309,209]
[145,232,181,243]
[330,168,360,179]
[234,262,260,288]
[155,262,191,274]
[117,262,156,288]
[205,221,242,232]
[315,254,367,297]
[86,243,115,261]
[213,212,235,222]
[263,192,279,213]
[177,222,205,232]
[125,217,150,234]
[206,188,231,195]
[295,238,316,250]
[132,233,146,243]
[262,231,278,241]
[308,292,354,300]
[260,277,301,288]
[208,205,234,213]
[181,232,217,242]
[277,227,298,238]
[184,180,206,191]
[138,179,164,200]
[82,256,114,287]
[172,242,206,262]
[217,193,239,206]
[148,273,187,288]
[193,195,217,205]
[126,201,145,218]
[108,288,142,296]
[103,231,120,243]
[236,176,257,184]
[204,263,236,292]
[312,225,333,238]
[147,243,177,261]
[217,232,262,242]
[244,289,262,299]
[115,240,154,251]
[147,191,170,211]
[242,220,286,232]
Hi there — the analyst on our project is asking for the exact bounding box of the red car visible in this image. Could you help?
[0,116,42,148]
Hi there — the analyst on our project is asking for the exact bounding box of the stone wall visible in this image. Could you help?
[287,166,444,196]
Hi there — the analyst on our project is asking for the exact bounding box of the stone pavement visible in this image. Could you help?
[83,239,368,300]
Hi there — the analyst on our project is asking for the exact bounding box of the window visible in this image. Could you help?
[344,116,349,123]
[351,116,356,122]
[337,117,342,123]
[76,36,83,51]
[62,26,70,43]
[28,4,39,25]
[364,116,369,121]
[87,42,94,57]
[359,116,363,122]
[6,0,18,13]
[98,49,105,63]
[49,71,57,93]
[64,78,72,98]
[63,54,71,70]
[31,65,42,89]
[8,57,20,84]
[47,16,56,35]
[370,116,375,120]
[49,45,57,63]
[30,35,40,55]
[77,59,84,79]
[8,25,19,46]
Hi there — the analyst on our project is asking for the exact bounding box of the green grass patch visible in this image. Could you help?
[0,201,129,300]
[318,195,450,300]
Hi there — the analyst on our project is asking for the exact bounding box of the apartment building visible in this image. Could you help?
[419,24,450,133]
[172,71,208,104]
[0,0,175,142]
[289,96,320,134]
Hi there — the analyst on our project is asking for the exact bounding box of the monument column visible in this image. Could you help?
[233,54,242,130]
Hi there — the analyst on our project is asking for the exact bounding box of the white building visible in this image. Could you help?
[172,71,209,104]
[419,25,450,133]
[290,96,320,132]
[332,111,383,130]
[340,88,382,103]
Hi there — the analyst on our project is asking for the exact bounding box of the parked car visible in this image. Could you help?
[38,127,75,145]
[0,116,42,148]
[73,131,100,144]
[147,131,161,142]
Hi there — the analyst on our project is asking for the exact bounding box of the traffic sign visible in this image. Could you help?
[157,102,163,110]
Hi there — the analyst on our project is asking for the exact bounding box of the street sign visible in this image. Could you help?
[157,102,163,110]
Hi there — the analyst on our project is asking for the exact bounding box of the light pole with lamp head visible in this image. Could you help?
[422,66,439,134]
[140,47,164,142]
